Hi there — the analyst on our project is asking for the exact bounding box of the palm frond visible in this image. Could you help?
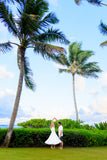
[59,68,70,74]
[68,42,82,63]
[24,57,36,91]
[78,62,102,78]
[99,21,107,35]
[56,54,70,66]
[16,0,49,36]
[21,0,48,17]
[39,12,59,27]
[77,50,94,64]
[17,47,36,91]
[0,42,12,53]
[17,12,40,36]
[34,42,67,59]
[60,54,70,66]
[87,0,102,6]
[0,1,18,35]
[53,54,70,66]
[29,14,40,20]
[75,0,107,6]
[75,0,82,5]
[100,40,107,47]
[34,28,70,45]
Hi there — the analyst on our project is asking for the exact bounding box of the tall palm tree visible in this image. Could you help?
[75,0,107,6]
[55,42,102,121]
[0,0,69,147]
[99,21,107,47]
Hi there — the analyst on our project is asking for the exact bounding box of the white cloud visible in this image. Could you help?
[79,105,92,114]
[0,66,14,79]
[53,62,65,69]
[77,104,107,124]
[20,103,72,121]
[91,97,107,114]
[0,89,15,98]
[100,72,107,86]
[87,89,98,96]
[5,89,15,96]
[15,117,31,125]
[0,117,32,125]
[76,75,85,92]
[0,91,5,98]
[0,118,10,125]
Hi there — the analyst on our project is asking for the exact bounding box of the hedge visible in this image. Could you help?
[0,128,107,147]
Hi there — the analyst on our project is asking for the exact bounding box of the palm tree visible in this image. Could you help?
[55,42,102,121]
[0,0,69,147]
[99,21,107,47]
[75,0,107,6]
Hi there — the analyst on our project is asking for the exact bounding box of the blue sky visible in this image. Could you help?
[0,0,107,125]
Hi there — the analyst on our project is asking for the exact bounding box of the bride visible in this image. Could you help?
[45,120,61,149]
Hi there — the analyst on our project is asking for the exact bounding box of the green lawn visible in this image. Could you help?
[0,147,107,160]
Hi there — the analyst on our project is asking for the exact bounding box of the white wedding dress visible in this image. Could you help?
[45,127,61,145]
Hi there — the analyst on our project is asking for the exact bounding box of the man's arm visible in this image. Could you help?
[59,130,62,139]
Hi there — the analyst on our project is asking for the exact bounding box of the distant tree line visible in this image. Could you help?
[17,119,107,130]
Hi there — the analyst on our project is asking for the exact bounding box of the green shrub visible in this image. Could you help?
[10,128,50,147]
[63,129,106,147]
[0,129,7,145]
[64,129,87,147]
[17,119,88,129]
[18,119,107,131]
[94,122,107,130]
[0,128,107,147]
[17,119,51,128]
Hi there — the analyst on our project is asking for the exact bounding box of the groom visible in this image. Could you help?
[54,117,63,149]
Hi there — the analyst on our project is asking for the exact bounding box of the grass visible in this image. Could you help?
[0,147,107,160]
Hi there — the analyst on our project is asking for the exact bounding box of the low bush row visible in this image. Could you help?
[0,128,107,147]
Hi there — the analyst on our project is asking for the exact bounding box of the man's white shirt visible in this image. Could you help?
[58,125,63,137]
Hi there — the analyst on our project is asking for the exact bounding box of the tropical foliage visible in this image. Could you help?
[17,119,107,130]
[55,42,102,121]
[0,0,69,147]
[75,0,107,6]
[17,118,85,129]
[95,121,107,130]
[99,21,107,47]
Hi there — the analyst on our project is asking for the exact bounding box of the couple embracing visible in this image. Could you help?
[45,117,63,149]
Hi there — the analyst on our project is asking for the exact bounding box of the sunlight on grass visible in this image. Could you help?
[0,147,107,160]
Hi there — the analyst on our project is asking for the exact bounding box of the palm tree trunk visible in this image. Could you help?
[2,50,25,147]
[72,74,78,121]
